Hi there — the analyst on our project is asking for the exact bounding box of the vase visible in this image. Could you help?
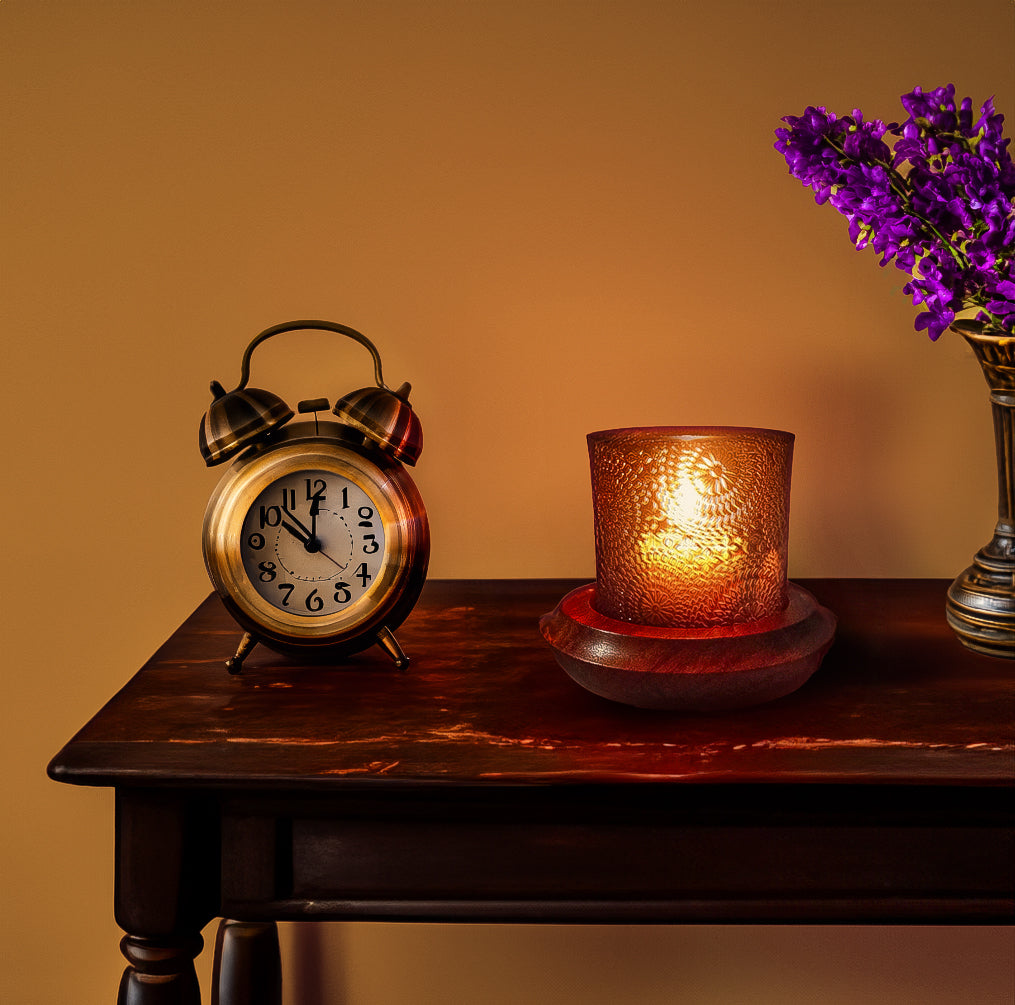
[946,320,1015,658]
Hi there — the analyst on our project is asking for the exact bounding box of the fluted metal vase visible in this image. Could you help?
[946,320,1015,658]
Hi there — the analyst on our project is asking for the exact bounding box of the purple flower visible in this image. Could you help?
[904,250,964,340]
[776,85,1015,339]
[900,84,960,133]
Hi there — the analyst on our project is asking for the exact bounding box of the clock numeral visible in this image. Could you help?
[277,583,294,606]
[305,478,327,501]
[258,561,277,582]
[358,505,374,527]
[305,588,324,612]
[247,532,265,550]
[259,505,282,529]
[362,533,379,555]
[354,562,372,588]
[334,581,351,604]
[281,488,297,511]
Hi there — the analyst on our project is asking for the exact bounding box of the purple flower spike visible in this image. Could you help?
[776,85,1015,338]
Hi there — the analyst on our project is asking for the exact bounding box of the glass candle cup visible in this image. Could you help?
[588,426,794,629]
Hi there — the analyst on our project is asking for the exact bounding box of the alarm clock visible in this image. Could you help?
[199,320,430,674]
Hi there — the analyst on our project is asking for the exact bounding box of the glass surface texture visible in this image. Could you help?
[589,427,794,628]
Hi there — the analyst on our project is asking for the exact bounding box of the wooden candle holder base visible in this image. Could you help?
[540,582,836,712]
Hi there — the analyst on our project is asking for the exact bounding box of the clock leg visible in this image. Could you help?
[375,626,409,670]
[225,632,258,674]
[211,920,282,1005]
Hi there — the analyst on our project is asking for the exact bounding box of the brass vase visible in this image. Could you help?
[946,320,1015,658]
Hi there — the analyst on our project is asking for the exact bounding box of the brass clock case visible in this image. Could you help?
[202,420,429,659]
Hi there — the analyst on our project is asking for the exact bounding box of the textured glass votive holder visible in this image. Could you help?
[589,426,794,629]
[540,426,836,712]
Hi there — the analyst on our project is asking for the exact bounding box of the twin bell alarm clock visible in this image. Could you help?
[199,320,430,673]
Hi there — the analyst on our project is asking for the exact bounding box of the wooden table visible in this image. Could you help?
[48,579,1015,1004]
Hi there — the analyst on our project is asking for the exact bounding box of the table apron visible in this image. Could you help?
[218,804,1014,924]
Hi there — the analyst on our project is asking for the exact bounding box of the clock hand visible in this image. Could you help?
[281,502,314,540]
[281,501,323,553]
[281,497,344,567]
[281,518,312,545]
[309,495,320,540]
[315,546,347,571]
[281,520,344,569]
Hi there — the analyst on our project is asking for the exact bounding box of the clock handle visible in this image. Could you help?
[235,320,389,392]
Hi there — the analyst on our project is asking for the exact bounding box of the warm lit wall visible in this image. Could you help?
[3,2,1013,1003]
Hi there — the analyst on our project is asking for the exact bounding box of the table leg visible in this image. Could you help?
[117,933,204,1004]
[211,920,282,1005]
[114,789,218,1005]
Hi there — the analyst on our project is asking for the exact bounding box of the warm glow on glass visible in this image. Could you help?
[589,427,794,629]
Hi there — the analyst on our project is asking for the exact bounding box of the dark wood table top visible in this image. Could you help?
[49,578,1015,793]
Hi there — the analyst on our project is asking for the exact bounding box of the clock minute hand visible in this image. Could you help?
[283,502,332,557]
[309,495,321,540]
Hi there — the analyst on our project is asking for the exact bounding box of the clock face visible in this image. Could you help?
[240,469,386,617]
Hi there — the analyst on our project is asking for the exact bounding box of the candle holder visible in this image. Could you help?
[540,427,836,711]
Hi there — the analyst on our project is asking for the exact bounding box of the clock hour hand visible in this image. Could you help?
[281,501,321,553]
[279,497,346,569]
[281,518,311,544]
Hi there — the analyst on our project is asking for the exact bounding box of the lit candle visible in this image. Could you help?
[588,427,794,629]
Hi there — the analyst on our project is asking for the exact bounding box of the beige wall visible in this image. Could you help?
[3,1,1013,1002]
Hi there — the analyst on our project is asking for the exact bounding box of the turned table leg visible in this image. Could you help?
[211,920,282,1005]
[114,789,218,1005]
[118,934,204,1004]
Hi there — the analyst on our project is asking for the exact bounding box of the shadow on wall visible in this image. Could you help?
[800,356,904,575]
[280,922,1015,1005]
[287,923,338,1005]
[779,320,993,579]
